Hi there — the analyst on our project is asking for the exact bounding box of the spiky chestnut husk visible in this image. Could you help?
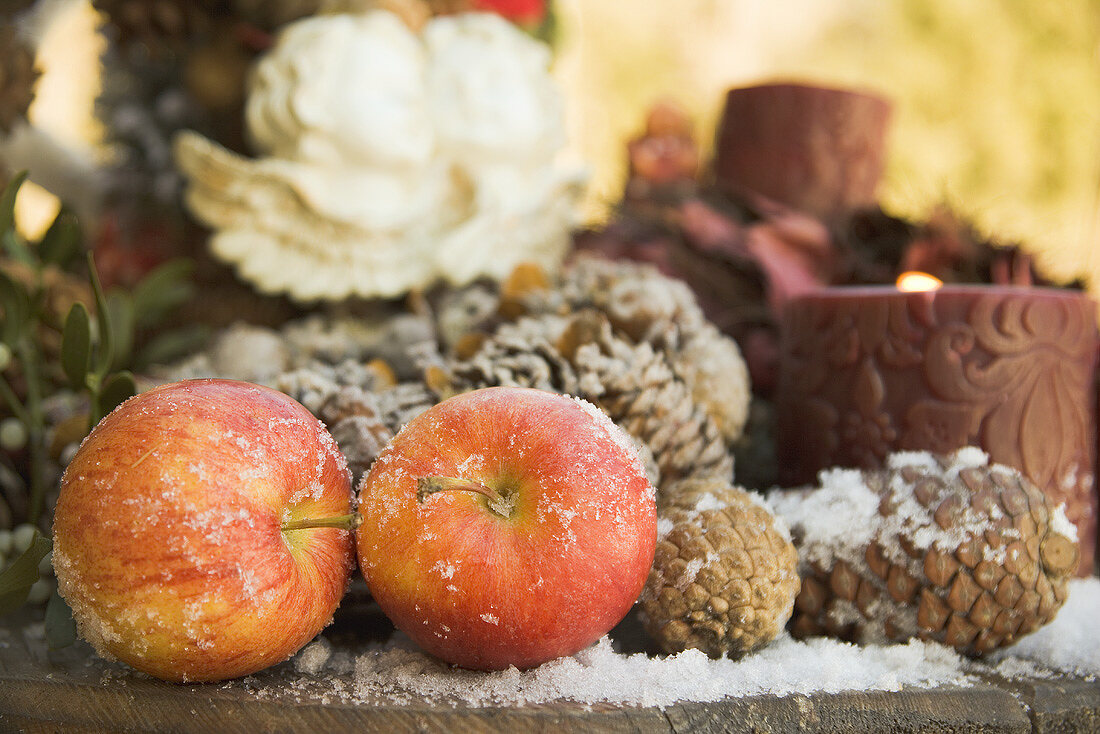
[640,478,799,658]
[774,450,1079,656]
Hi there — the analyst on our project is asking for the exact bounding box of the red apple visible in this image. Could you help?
[52,379,355,683]
[356,386,657,670]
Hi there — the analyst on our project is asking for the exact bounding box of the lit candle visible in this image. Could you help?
[775,278,1098,575]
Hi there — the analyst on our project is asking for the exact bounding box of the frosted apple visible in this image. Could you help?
[52,379,355,683]
[357,386,657,670]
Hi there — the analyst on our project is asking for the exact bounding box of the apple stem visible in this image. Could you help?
[281,512,362,532]
[417,476,513,519]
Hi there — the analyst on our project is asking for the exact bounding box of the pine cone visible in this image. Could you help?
[773,449,1079,656]
[522,256,707,348]
[447,315,580,395]
[0,26,39,134]
[318,387,394,484]
[93,0,223,52]
[519,258,751,444]
[565,313,733,489]
[641,478,800,658]
[231,0,321,31]
[671,323,750,443]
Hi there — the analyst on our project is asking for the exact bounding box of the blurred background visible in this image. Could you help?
[9,0,1100,284]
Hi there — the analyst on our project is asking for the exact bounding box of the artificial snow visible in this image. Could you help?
[271,631,972,708]
[256,578,1100,709]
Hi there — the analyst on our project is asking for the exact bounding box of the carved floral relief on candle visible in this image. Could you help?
[777,287,1098,575]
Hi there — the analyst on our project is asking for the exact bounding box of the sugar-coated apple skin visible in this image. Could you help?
[357,386,657,671]
[52,379,354,683]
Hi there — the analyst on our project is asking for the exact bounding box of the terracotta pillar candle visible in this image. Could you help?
[776,285,1098,575]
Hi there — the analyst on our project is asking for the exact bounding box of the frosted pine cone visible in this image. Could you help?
[771,449,1079,656]
[447,314,580,395]
[671,323,750,443]
[641,478,799,658]
[520,256,706,347]
[565,313,733,488]
[507,258,751,444]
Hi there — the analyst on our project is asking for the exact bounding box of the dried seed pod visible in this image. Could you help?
[641,478,800,658]
[771,449,1078,656]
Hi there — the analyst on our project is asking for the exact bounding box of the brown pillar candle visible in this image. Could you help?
[776,284,1098,575]
[713,82,892,221]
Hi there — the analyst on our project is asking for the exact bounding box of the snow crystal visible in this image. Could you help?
[1049,503,1079,542]
[692,492,725,513]
[765,469,878,566]
[990,577,1100,679]
[281,632,971,708]
[295,638,334,676]
[944,447,990,476]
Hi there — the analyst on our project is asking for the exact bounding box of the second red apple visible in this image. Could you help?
[357,386,658,670]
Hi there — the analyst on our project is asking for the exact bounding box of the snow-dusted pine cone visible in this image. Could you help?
[771,449,1079,656]
[641,478,799,658]
[0,25,39,134]
[505,257,751,444]
[447,314,579,395]
[566,313,733,488]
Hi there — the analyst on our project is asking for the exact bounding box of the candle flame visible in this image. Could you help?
[896,271,944,292]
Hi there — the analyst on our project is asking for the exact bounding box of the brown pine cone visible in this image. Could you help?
[447,315,580,395]
[93,0,224,52]
[641,478,800,658]
[230,0,321,31]
[565,312,733,489]
[515,257,751,443]
[0,25,39,134]
[773,449,1079,656]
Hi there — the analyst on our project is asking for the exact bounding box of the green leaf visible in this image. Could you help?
[0,171,27,237]
[61,303,92,389]
[86,252,113,378]
[135,325,210,370]
[93,370,135,424]
[131,259,195,329]
[1,228,35,268]
[38,208,83,268]
[0,270,31,345]
[105,292,135,370]
[45,588,77,649]
[0,529,50,616]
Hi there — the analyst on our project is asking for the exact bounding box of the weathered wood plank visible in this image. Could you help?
[1,613,1096,733]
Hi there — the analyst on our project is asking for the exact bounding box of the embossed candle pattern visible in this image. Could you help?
[776,286,1098,575]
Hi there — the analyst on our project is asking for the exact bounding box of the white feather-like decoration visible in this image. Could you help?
[175,10,584,302]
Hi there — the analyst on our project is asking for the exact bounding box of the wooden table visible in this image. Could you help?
[2,607,1098,734]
